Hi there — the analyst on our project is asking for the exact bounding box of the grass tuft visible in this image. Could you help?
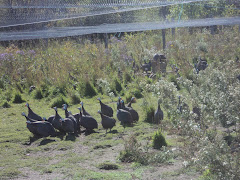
[152,130,167,149]
[97,161,120,170]
[12,93,25,103]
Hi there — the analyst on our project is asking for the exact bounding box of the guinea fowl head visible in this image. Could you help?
[21,112,26,116]
[97,97,101,101]
[26,121,31,124]
[97,110,102,114]
[59,118,65,122]
[62,104,67,110]
[42,117,47,121]
[25,103,29,107]
[53,107,57,111]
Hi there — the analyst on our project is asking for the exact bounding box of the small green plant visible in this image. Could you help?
[168,74,180,90]
[2,101,11,108]
[144,105,155,123]
[50,95,68,108]
[12,93,25,103]
[114,78,122,93]
[133,88,143,98]
[124,72,132,84]
[97,161,119,170]
[152,130,167,149]
[33,89,43,99]
[80,81,97,97]
[70,93,81,105]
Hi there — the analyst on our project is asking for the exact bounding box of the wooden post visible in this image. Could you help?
[162,29,166,50]
[104,33,108,49]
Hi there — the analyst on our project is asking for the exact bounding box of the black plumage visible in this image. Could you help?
[59,118,75,134]
[117,97,122,110]
[25,103,42,121]
[117,102,133,128]
[22,112,55,137]
[98,110,116,133]
[121,100,139,122]
[80,101,91,116]
[52,107,64,132]
[154,100,163,125]
[97,97,113,117]
[79,107,98,132]
[62,104,78,135]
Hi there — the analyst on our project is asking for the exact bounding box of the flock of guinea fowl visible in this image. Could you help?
[21,97,163,137]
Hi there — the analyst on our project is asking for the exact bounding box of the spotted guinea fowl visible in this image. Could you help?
[80,101,91,116]
[22,112,55,137]
[97,97,113,117]
[98,110,116,133]
[51,107,64,132]
[25,103,42,121]
[59,117,75,134]
[79,107,98,133]
[127,97,135,108]
[154,100,164,125]
[47,108,56,124]
[117,97,123,109]
[62,104,78,135]
[121,100,139,122]
[117,102,133,128]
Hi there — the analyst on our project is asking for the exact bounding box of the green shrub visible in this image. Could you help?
[114,78,122,93]
[144,105,155,123]
[12,93,25,103]
[50,95,68,108]
[50,85,67,97]
[80,81,97,98]
[124,72,132,84]
[133,88,143,98]
[119,135,148,165]
[70,93,81,105]
[152,130,167,149]
[2,101,11,108]
[97,161,119,170]
[33,89,43,99]
[168,74,180,90]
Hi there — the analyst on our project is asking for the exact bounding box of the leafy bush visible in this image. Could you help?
[2,101,11,108]
[168,74,180,90]
[114,78,122,93]
[33,89,43,99]
[80,81,97,98]
[119,134,174,165]
[50,95,68,108]
[133,88,143,98]
[152,130,167,149]
[124,72,132,84]
[97,161,119,170]
[70,93,81,105]
[12,93,25,103]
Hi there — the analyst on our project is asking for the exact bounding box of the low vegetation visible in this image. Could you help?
[0,26,239,179]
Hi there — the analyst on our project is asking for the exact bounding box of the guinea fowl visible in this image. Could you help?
[47,108,56,124]
[117,102,133,128]
[121,100,139,122]
[62,104,78,135]
[97,97,113,117]
[154,100,164,125]
[22,112,55,137]
[98,110,116,133]
[117,97,122,110]
[80,101,91,116]
[59,117,75,134]
[25,103,42,121]
[127,97,135,108]
[52,107,64,133]
[79,107,98,133]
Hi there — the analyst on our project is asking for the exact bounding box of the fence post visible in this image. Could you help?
[162,29,166,50]
[104,33,108,49]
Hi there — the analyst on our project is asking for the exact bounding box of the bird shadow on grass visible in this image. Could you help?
[108,129,118,134]
[39,139,56,146]
[65,134,76,141]
[54,131,66,140]
[81,129,100,136]
[23,135,41,145]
